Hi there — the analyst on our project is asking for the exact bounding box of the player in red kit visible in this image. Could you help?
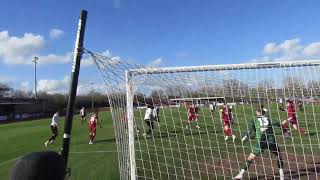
[88,113,102,144]
[185,104,200,129]
[281,99,307,136]
[220,102,236,142]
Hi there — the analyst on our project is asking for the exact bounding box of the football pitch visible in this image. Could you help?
[1,104,320,179]
[0,112,119,180]
[133,104,320,179]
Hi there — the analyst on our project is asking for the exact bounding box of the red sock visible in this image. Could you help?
[228,128,233,136]
[224,129,228,136]
[282,123,289,133]
[299,128,305,134]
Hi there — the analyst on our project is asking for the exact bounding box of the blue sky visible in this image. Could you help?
[1,0,320,94]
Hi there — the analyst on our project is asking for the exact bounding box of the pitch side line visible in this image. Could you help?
[2,143,318,166]
[69,150,119,154]
[0,157,20,167]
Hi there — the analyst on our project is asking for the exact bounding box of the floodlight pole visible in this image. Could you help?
[61,10,87,172]
[32,57,38,99]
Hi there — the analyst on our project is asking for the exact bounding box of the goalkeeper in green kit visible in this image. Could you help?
[234,108,284,180]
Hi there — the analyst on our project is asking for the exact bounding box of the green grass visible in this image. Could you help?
[1,104,320,180]
[0,112,119,180]
[133,104,320,179]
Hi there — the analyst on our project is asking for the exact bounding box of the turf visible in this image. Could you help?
[0,104,320,180]
[133,104,320,180]
[0,112,119,180]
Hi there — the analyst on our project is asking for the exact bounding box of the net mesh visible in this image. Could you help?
[86,49,320,180]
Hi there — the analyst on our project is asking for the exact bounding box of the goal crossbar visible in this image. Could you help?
[129,60,320,75]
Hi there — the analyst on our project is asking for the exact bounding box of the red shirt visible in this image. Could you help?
[221,106,230,121]
[89,116,97,128]
[188,106,196,115]
[287,102,296,118]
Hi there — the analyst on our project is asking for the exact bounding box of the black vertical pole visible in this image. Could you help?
[61,10,87,170]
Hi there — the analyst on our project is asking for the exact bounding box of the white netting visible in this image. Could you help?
[86,50,320,180]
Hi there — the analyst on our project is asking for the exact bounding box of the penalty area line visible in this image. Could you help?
[0,156,21,167]
[69,150,119,154]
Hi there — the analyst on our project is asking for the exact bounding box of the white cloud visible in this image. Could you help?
[101,50,121,62]
[36,76,107,95]
[37,52,73,64]
[49,28,64,39]
[20,81,31,91]
[0,30,72,65]
[248,38,320,63]
[37,76,70,94]
[303,42,320,57]
[149,58,163,67]
[278,38,302,54]
[77,83,106,95]
[247,56,270,63]
[81,50,121,67]
[81,55,94,67]
[262,38,302,56]
[0,31,45,64]
[263,43,279,54]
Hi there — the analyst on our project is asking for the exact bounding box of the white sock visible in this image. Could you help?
[279,168,284,175]
[279,168,284,180]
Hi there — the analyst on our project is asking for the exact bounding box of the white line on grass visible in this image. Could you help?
[69,150,119,154]
[2,143,316,166]
[0,157,20,167]
[68,146,221,155]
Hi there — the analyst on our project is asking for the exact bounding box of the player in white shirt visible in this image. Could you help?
[279,98,284,110]
[153,106,160,128]
[143,105,154,137]
[45,111,59,148]
[209,103,214,113]
[153,106,160,122]
[79,107,86,125]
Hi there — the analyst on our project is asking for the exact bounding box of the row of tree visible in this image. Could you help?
[0,83,110,112]
[1,77,319,112]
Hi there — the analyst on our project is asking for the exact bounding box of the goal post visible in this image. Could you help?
[126,70,137,180]
[88,49,320,180]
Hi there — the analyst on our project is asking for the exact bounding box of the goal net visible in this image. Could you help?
[87,50,320,180]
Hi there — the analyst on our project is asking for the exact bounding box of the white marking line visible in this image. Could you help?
[70,150,118,154]
[0,157,20,167]
[1,143,315,166]
[68,147,219,155]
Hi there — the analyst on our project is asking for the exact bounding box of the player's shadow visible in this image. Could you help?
[252,163,320,180]
[149,128,223,139]
[94,138,117,143]
[309,132,317,136]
